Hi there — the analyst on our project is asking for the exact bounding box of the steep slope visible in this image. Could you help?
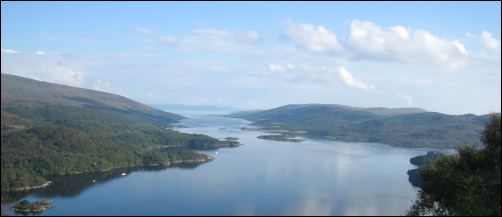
[231,104,490,148]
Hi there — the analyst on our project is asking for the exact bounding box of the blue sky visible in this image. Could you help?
[1,1,501,114]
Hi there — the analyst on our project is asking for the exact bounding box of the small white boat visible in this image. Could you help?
[93,180,96,183]
[215,151,218,154]
[121,173,126,176]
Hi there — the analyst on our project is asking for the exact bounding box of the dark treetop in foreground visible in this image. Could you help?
[406,114,501,216]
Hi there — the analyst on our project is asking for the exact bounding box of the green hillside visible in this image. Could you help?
[231,104,491,148]
[1,74,233,191]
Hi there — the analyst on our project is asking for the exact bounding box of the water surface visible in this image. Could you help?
[6,115,427,215]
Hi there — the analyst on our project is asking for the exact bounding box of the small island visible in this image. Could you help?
[218,140,241,147]
[224,137,239,141]
[257,135,305,143]
[11,199,53,215]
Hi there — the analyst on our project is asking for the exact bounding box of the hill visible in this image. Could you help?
[1,74,183,125]
[230,104,490,148]
[1,74,235,191]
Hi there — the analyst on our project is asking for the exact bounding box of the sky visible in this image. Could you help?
[1,1,501,115]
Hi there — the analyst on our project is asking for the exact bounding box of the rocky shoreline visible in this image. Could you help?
[10,199,53,214]
[10,181,52,192]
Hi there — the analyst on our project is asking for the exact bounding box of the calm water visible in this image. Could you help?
[6,115,429,215]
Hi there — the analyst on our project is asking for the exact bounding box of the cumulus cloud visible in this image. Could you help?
[35,50,46,55]
[285,20,343,54]
[337,67,375,91]
[397,94,413,106]
[475,31,501,63]
[481,31,500,50]
[282,20,475,70]
[346,20,469,69]
[1,48,20,54]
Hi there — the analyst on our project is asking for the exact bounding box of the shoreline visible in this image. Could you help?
[244,125,456,150]
[5,155,214,192]
[10,181,53,192]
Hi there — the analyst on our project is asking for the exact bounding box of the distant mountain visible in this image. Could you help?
[230,104,491,148]
[1,74,233,191]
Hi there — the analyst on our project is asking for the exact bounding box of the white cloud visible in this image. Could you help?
[186,96,209,105]
[481,31,500,50]
[1,51,86,87]
[267,62,296,73]
[268,63,286,72]
[158,35,178,43]
[46,65,85,87]
[337,67,375,91]
[452,40,468,56]
[192,29,261,43]
[215,96,230,106]
[465,32,474,38]
[397,94,413,106]
[35,50,46,55]
[246,99,264,109]
[1,48,19,54]
[159,29,261,53]
[143,91,166,102]
[285,20,343,54]
[134,26,154,34]
[136,38,157,43]
[92,79,124,95]
[347,20,469,69]
[475,31,501,63]
[390,26,410,40]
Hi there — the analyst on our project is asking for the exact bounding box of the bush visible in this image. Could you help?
[406,114,501,216]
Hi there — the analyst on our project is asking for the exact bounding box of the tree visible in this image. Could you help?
[406,114,501,216]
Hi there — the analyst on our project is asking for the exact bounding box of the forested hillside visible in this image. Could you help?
[1,74,233,191]
[231,104,491,148]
